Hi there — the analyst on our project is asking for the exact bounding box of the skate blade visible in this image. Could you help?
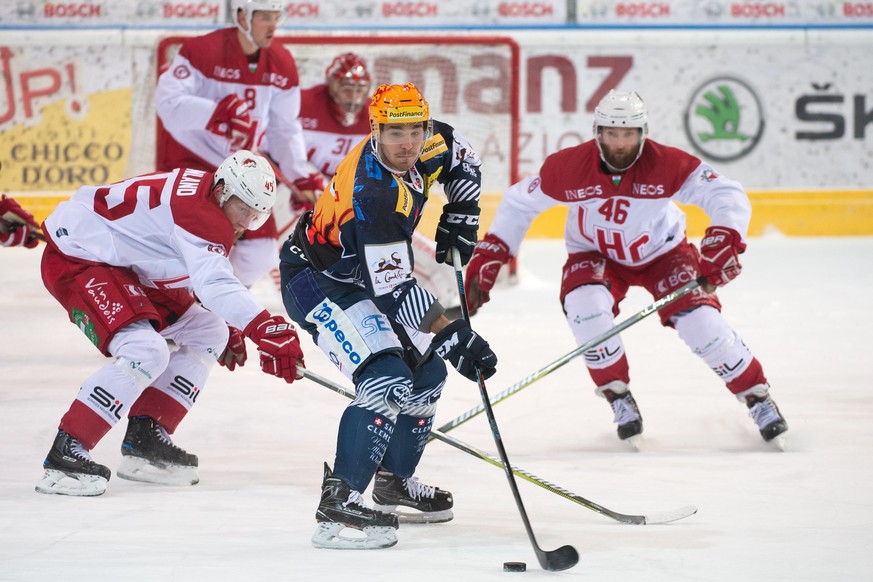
[624,434,643,452]
[117,456,199,486]
[35,469,107,497]
[769,434,787,452]
[372,504,454,524]
[311,522,398,550]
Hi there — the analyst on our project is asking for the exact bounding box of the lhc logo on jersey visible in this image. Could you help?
[684,76,765,162]
[207,244,226,256]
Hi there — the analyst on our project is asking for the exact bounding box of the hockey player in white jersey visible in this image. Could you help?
[466,90,787,446]
[35,151,306,497]
[154,0,323,288]
[297,52,462,314]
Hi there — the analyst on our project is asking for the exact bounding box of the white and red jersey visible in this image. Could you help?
[43,168,266,330]
[154,28,308,182]
[299,83,370,179]
[489,139,752,267]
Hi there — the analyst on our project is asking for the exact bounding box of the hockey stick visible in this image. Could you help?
[452,247,578,572]
[301,368,697,526]
[434,275,706,437]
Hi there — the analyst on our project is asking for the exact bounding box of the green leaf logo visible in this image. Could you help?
[684,77,764,162]
[695,85,749,143]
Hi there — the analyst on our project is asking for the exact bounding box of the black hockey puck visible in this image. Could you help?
[503,562,526,572]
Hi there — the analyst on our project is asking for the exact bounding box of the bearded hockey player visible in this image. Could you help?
[466,90,787,447]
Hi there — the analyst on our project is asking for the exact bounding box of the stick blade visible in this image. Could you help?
[537,544,579,571]
[643,504,698,525]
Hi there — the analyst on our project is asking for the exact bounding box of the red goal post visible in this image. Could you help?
[155,34,521,196]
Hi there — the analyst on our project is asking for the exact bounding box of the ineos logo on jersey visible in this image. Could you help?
[213,66,241,81]
[563,185,603,200]
[631,183,665,196]
[263,72,289,89]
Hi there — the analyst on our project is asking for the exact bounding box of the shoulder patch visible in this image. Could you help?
[420,134,448,162]
[395,182,413,217]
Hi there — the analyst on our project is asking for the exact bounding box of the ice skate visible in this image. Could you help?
[372,469,454,524]
[117,416,199,486]
[35,430,111,497]
[312,463,398,550]
[597,381,643,447]
[740,385,788,448]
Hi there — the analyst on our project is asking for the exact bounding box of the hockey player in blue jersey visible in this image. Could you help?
[278,83,497,549]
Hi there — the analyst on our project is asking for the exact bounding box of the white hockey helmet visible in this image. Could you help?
[214,150,277,230]
[231,0,286,45]
[593,90,649,171]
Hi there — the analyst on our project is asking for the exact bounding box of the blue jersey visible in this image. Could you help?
[303,119,482,332]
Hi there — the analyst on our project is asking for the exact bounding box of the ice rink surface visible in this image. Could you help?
[2,234,872,581]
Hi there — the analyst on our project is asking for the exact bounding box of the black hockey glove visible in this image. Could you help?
[434,203,479,266]
[431,319,497,381]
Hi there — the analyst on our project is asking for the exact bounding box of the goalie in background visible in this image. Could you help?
[466,90,787,447]
[278,83,498,549]
[35,150,305,497]
[292,51,463,316]
[0,194,41,248]
[154,0,323,288]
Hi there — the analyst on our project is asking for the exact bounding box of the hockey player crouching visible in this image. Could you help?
[278,83,498,549]
[36,151,305,497]
[466,90,787,446]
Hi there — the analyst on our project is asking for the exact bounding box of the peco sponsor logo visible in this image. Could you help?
[285,2,319,16]
[615,2,671,17]
[631,183,665,196]
[497,2,554,17]
[44,3,103,17]
[382,2,438,17]
[730,3,786,17]
[844,2,873,16]
[563,184,603,200]
[312,302,362,364]
[163,2,219,18]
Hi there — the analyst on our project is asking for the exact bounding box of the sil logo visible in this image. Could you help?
[683,77,764,162]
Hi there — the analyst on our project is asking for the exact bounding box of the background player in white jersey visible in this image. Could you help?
[465,90,787,446]
[35,151,306,497]
[279,83,497,549]
[0,194,41,248]
[297,52,462,314]
[154,0,322,288]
